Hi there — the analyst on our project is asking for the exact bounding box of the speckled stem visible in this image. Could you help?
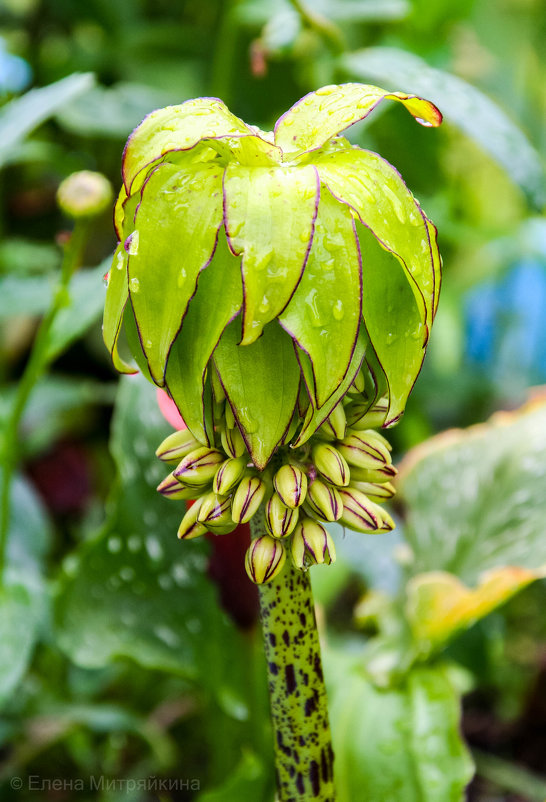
[251,515,336,801]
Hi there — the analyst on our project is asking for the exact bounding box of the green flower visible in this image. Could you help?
[104,83,441,470]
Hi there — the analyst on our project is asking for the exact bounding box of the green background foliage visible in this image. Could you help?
[1,0,545,799]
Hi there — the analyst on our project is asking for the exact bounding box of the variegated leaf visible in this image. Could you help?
[313,147,438,331]
[213,320,300,469]
[275,83,441,156]
[128,161,224,385]
[279,186,361,407]
[165,231,243,445]
[223,163,319,344]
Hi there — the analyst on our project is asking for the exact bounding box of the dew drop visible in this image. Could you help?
[415,117,434,127]
[240,406,258,433]
[116,251,125,270]
[315,85,336,96]
[177,268,187,287]
[333,299,344,320]
[130,277,140,293]
[125,230,139,255]
[103,271,110,287]
[282,117,294,127]
[259,295,270,314]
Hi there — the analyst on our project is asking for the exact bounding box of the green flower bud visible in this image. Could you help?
[232,475,266,524]
[225,403,235,429]
[338,488,394,534]
[347,398,389,430]
[157,473,199,500]
[291,518,336,570]
[319,403,347,440]
[221,424,247,458]
[155,428,201,464]
[57,170,113,218]
[265,492,299,538]
[210,366,226,403]
[245,534,286,584]
[337,433,391,471]
[350,368,365,395]
[347,464,398,483]
[351,480,396,502]
[174,447,224,487]
[177,498,208,540]
[197,492,233,529]
[313,443,350,487]
[273,464,308,509]
[305,479,343,522]
[357,428,392,453]
[213,456,247,495]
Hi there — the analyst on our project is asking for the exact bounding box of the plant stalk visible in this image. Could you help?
[0,221,89,580]
[251,515,336,801]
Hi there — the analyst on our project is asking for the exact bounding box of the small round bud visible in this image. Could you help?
[177,498,208,540]
[338,488,394,534]
[221,424,247,458]
[291,518,336,570]
[305,479,343,522]
[265,493,299,538]
[213,456,247,495]
[157,473,197,501]
[312,443,350,487]
[273,464,307,509]
[231,475,266,524]
[245,535,286,584]
[337,433,391,471]
[57,170,113,218]
[155,428,201,464]
[197,492,233,529]
[173,447,224,487]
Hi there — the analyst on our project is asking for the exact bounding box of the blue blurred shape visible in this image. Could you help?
[0,38,32,94]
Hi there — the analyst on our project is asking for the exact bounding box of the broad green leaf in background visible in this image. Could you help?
[279,187,361,407]
[0,583,37,708]
[328,657,473,802]
[128,161,224,384]
[0,72,95,168]
[341,48,546,207]
[165,231,243,444]
[0,272,56,320]
[358,225,425,425]
[274,82,441,156]
[197,751,273,802]
[397,397,546,583]
[223,163,319,345]
[236,0,410,27]
[213,320,300,468]
[55,375,242,682]
[313,146,437,329]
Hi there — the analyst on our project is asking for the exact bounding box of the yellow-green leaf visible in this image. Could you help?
[223,163,319,345]
[279,187,361,407]
[275,83,441,156]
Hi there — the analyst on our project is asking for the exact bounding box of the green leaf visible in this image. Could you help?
[223,163,319,345]
[293,326,366,447]
[313,146,438,330]
[165,231,242,445]
[328,658,473,802]
[358,225,426,425]
[0,72,95,168]
[46,261,109,360]
[341,47,546,207]
[103,244,135,374]
[274,83,441,156]
[213,320,300,469]
[0,272,55,320]
[197,751,272,802]
[128,161,224,384]
[122,97,252,192]
[397,398,546,583]
[0,583,38,707]
[279,187,361,407]
[55,375,238,677]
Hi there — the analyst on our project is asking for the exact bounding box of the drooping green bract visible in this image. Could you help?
[104,84,442,469]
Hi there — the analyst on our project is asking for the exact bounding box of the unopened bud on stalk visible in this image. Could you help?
[232,475,266,523]
[177,498,208,540]
[351,480,396,502]
[339,488,394,533]
[348,398,389,430]
[265,493,299,538]
[348,464,398,483]
[174,447,224,487]
[337,433,391,471]
[155,428,201,463]
[57,170,113,218]
[245,535,286,584]
[321,403,347,440]
[313,443,350,487]
[273,464,307,509]
[197,492,233,529]
[305,479,343,522]
[358,428,392,452]
[157,473,199,500]
[213,456,247,495]
[221,424,247,458]
[291,518,336,569]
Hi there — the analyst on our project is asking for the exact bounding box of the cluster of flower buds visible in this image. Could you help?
[155,379,396,586]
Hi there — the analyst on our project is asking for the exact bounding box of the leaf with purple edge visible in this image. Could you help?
[128,161,224,385]
[279,186,361,408]
[358,224,426,426]
[165,230,243,446]
[313,146,438,331]
[122,97,250,193]
[293,326,366,448]
[213,319,300,469]
[223,163,319,345]
[274,83,441,156]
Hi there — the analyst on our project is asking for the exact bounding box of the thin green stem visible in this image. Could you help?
[0,221,89,580]
[473,748,546,801]
[288,0,346,54]
[251,515,336,801]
